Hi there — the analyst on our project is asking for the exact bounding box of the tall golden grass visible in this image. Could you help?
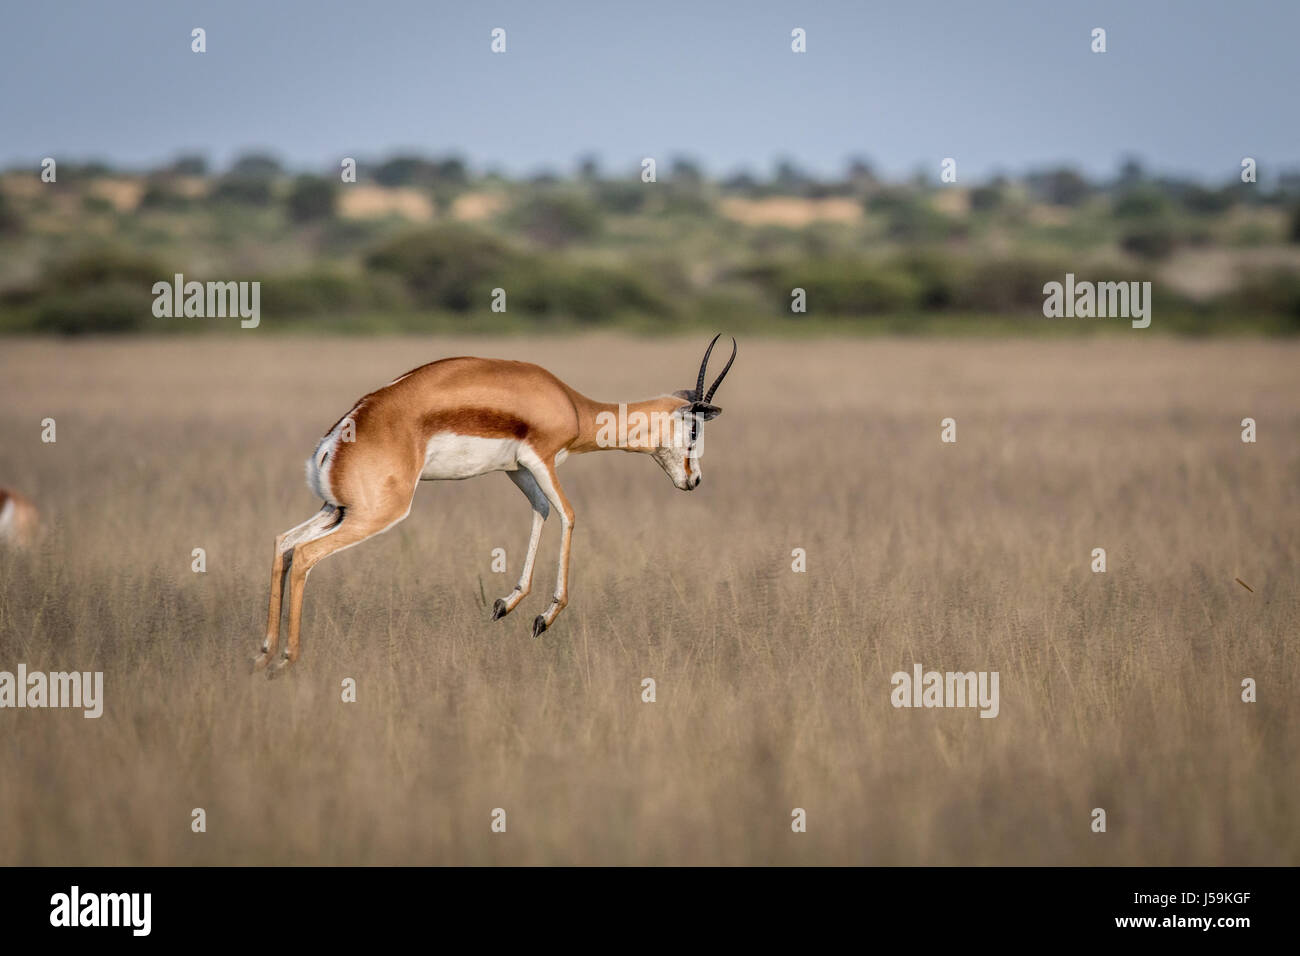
[0,334,1296,864]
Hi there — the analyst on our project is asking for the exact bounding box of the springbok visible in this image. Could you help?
[0,487,39,549]
[255,335,737,675]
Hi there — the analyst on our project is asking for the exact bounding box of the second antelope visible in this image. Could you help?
[255,335,737,675]
[0,487,39,550]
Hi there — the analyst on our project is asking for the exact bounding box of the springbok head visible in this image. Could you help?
[655,333,737,491]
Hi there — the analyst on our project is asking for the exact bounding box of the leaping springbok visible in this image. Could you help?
[255,335,737,675]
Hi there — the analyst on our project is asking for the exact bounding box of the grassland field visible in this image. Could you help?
[0,334,1296,864]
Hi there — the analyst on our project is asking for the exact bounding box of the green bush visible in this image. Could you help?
[260,271,408,316]
[0,190,25,236]
[510,193,604,245]
[1113,188,1171,218]
[773,260,923,315]
[1232,267,1300,328]
[512,263,672,320]
[594,181,649,214]
[39,248,167,292]
[365,226,523,312]
[138,179,196,211]
[32,283,152,334]
[287,175,337,223]
[895,251,964,309]
[1182,186,1235,215]
[210,176,273,206]
[14,248,170,334]
[1034,168,1091,206]
[374,155,467,188]
[867,191,964,241]
[952,256,1072,312]
[1120,222,1178,259]
[228,153,283,179]
[970,185,1004,213]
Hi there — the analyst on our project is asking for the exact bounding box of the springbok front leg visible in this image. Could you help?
[493,469,550,621]
[528,458,576,639]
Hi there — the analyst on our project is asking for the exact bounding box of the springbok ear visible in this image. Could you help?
[673,389,697,402]
[693,402,722,421]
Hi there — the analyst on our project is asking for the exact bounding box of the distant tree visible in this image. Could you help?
[511,193,602,245]
[40,248,168,291]
[970,184,1004,212]
[287,175,337,222]
[1120,223,1177,259]
[63,160,114,178]
[228,152,283,179]
[774,158,813,193]
[1113,188,1170,218]
[432,156,468,184]
[670,156,704,184]
[1290,204,1300,244]
[375,155,433,187]
[593,181,647,213]
[720,171,759,194]
[866,188,917,215]
[29,248,168,334]
[577,154,601,182]
[0,189,23,236]
[375,155,469,188]
[1182,185,1235,215]
[845,156,878,189]
[210,176,273,205]
[365,226,519,311]
[168,154,209,176]
[1031,167,1090,206]
[138,179,193,211]
[1116,156,1146,188]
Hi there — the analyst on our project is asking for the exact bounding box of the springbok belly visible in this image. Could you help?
[421,432,521,480]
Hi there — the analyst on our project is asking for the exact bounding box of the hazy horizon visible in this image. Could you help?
[3,0,1298,185]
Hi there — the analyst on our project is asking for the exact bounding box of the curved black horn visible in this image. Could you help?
[703,337,737,403]
[695,333,721,401]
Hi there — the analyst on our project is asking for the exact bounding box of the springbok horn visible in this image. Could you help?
[702,337,737,403]
[695,333,721,401]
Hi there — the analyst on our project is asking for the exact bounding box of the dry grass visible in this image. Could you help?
[337,185,435,222]
[0,334,1296,865]
[717,196,862,227]
[450,191,509,222]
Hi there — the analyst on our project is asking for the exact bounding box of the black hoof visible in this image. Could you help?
[492,598,509,621]
[531,615,548,639]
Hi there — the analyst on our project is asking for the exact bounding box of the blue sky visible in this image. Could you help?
[2,0,1296,183]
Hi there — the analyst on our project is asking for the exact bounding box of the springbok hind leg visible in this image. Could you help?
[254,505,340,672]
[269,501,410,677]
